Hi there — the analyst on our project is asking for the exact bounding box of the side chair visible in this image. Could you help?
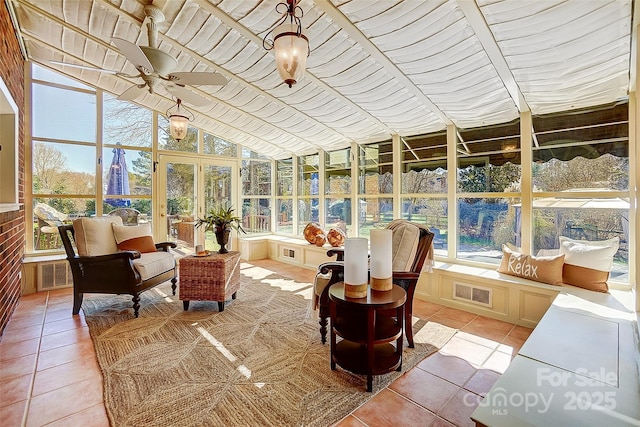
[313,219,434,348]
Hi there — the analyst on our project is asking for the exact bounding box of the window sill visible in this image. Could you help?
[0,203,22,213]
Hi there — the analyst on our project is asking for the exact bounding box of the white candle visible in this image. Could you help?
[344,237,368,286]
[370,229,393,290]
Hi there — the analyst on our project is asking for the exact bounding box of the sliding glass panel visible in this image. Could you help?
[165,162,196,248]
[359,141,393,194]
[532,202,629,282]
[401,197,448,255]
[457,197,520,264]
[32,84,96,142]
[359,197,393,239]
[103,94,152,148]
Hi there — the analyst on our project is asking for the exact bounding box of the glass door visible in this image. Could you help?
[202,163,234,252]
[157,155,237,252]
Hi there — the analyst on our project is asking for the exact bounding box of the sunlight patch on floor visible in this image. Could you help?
[197,326,265,388]
[152,287,174,303]
[239,264,277,280]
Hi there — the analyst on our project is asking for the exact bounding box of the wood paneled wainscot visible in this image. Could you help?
[415,263,561,328]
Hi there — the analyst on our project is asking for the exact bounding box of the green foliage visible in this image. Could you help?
[458,163,521,194]
[131,150,152,189]
[196,203,246,233]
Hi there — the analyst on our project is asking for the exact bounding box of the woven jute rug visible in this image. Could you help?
[82,265,456,427]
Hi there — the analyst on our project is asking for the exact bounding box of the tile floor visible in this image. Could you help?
[0,259,531,427]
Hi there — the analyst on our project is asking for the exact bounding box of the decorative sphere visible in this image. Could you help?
[326,228,346,247]
[314,234,326,247]
[303,222,325,245]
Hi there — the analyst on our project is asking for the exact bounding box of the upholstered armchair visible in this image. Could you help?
[58,216,177,318]
[313,219,434,347]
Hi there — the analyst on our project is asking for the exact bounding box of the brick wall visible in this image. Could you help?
[0,1,26,336]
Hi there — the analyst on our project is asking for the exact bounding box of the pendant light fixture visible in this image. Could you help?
[166,98,194,141]
[263,0,309,88]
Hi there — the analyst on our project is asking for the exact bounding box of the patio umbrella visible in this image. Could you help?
[105,143,131,207]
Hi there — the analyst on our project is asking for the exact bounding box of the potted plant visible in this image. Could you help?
[195,203,246,254]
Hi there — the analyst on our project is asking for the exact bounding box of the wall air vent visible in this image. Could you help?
[453,282,492,307]
[283,248,295,258]
[37,261,73,292]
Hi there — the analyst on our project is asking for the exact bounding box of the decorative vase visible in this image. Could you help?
[215,227,231,254]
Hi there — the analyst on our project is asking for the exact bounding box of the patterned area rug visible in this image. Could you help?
[82,264,456,427]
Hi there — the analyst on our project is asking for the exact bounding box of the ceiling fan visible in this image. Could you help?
[51,4,226,107]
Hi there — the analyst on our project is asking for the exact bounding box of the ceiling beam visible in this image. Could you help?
[457,0,530,113]
[314,0,453,127]
[629,0,639,92]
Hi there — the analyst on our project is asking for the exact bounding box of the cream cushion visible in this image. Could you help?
[559,236,619,292]
[132,252,176,281]
[390,222,420,271]
[559,236,619,271]
[112,223,153,244]
[73,216,123,256]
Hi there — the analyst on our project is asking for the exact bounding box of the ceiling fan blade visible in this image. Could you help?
[49,61,119,74]
[117,85,147,102]
[168,72,227,86]
[165,84,209,107]
[112,38,154,72]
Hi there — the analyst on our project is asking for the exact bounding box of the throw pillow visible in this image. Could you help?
[112,223,157,253]
[558,236,619,293]
[116,235,157,253]
[497,245,564,286]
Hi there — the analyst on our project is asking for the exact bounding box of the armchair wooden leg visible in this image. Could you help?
[405,301,414,348]
[319,315,328,344]
[171,277,177,295]
[132,294,141,318]
[72,291,83,315]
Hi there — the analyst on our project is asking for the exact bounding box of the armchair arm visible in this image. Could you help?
[68,251,142,291]
[155,241,177,252]
[326,248,344,261]
[318,260,344,276]
[392,271,420,281]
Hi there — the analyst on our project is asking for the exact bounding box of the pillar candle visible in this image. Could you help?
[370,229,393,291]
[344,237,369,287]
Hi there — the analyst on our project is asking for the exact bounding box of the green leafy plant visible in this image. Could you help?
[196,203,246,234]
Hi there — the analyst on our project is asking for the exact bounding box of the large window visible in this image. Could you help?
[204,132,237,157]
[276,158,294,234]
[359,140,393,238]
[241,150,272,233]
[298,153,320,234]
[102,94,153,218]
[456,120,522,262]
[530,102,629,280]
[325,148,352,235]
[401,132,449,255]
[27,65,633,285]
[31,65,97,250]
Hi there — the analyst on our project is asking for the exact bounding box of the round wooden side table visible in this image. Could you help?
[329,282,406,391]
